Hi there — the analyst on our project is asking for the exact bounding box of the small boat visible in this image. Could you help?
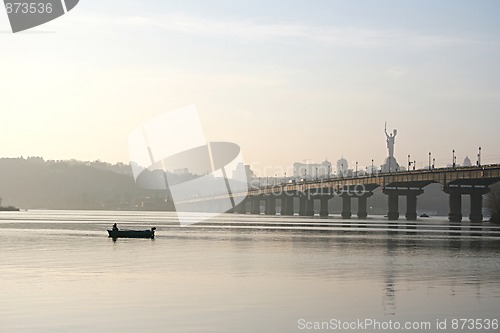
[420,213,430,218]
[107,227,156,239]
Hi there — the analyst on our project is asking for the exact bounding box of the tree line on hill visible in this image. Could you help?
[0,157,174,211]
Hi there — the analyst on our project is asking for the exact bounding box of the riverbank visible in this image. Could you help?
[0,205,20,211]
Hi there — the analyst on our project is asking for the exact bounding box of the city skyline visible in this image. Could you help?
[1,0,499,173]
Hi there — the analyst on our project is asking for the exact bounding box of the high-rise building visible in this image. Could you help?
[337,157,348,176]
[293,159,332,180]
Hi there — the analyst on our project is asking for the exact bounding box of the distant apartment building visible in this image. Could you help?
[232,162,255,182]
[336,157,348,176]
[293,160,332,180]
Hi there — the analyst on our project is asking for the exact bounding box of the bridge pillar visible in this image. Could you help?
[341,194,352,219]
[251,197,260,214]
[357,192,373,219]
[265,196,276,215]
[446,190,462,222]
[444,187,490,223]
[470,193,483,223]
[319,196,330,217]
[281,195,294,216]
[305,197,315,216]
[383,189,423,221]
[469,189,490,223]
[236,199,247,214]
[299,195,307,216]
[383,190,399,220]
[405,191,423,221]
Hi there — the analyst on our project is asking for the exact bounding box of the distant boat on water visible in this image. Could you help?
[107,227,156,239]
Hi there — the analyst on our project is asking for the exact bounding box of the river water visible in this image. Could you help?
[1,210,499,332]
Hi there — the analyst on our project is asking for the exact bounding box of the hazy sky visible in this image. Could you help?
[1,0,499,174]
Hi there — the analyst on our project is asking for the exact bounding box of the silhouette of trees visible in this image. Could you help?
[488,183,500,224]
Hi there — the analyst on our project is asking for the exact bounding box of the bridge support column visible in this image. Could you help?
[305,197,315,216]
[446,190,462,222]
[251,197,260,214]
[265,196,276,215]
[281,195,294,216]
[341,194,352,219]
[319,196,330,217]
[383,190,399,220]
[299,196,307,216]
[236,199,247,214]
[383,188,424,221]
[405,192,422,221]
[470,188,490,223]
[357,192,373,219]
[470,192,483,223]
[444,186,490,223]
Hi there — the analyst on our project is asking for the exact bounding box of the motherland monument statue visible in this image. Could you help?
[382,122,400,173]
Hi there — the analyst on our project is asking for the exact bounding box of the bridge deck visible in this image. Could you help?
[176,164,500,204]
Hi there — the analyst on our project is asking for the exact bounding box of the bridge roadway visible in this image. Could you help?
[176,164,500,223]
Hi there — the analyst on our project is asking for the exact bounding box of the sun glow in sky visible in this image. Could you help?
[1,0,499,174]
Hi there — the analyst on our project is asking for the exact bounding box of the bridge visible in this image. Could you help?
[176,164,500,223]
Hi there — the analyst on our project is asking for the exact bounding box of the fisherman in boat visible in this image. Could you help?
[112,223,119,231]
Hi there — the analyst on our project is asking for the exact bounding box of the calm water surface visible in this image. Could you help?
[1,210,500,332]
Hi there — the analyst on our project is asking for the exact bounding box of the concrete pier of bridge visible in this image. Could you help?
[298,194,314,216]
[337,185,377,219]
[236,200,247,214]
[319,196,330,217]
[264,195,276,215]
[339,192,375,219]
[251,196,261,214]
[382,188,424,221]
[356,192,373,219]
[281,195,294,216]
[340,193,352,219]
[444,186,490,223]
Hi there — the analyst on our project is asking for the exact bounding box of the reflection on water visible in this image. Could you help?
[0,210,499,332]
